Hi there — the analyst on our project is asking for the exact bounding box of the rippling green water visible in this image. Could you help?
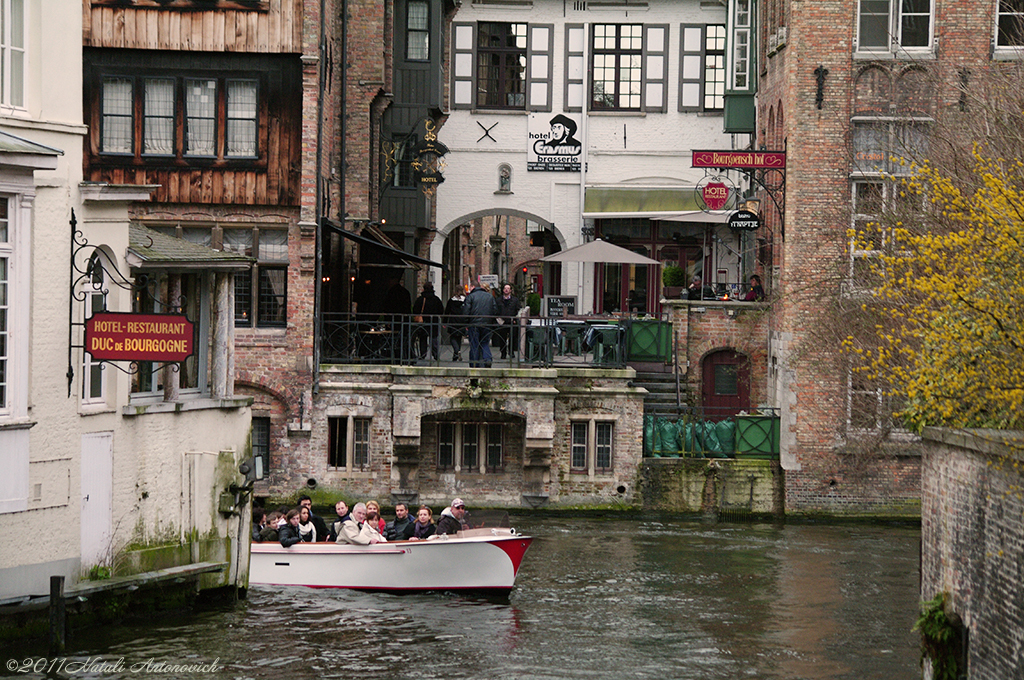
[4,518,921,680]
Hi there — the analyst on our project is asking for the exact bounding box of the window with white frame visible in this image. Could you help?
[680,24,726,112]
[452,22,553,111]
[592,24,643,110]
[82,253,109,406]
[856,0,933,55]
[407,0,430,60]
[328,416,371,470]
[730,0,752,90]
[997,0,1024,50]
[437,422,505,472]
[570,420,614,473]
[0,0,24,108]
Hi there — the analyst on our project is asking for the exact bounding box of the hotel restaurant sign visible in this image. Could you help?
[85,312,194,362]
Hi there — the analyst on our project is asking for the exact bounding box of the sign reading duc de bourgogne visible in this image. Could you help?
[85,312,194,362]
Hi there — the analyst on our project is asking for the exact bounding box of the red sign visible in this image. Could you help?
[692,150,786,169]
[701,182,730,210]
[85,312,194,362]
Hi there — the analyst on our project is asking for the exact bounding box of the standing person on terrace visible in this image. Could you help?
[463,282,497,368]
[496,283,520,360]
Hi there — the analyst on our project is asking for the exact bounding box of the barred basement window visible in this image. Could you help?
[437,422,506,472]
[252,416,271,474]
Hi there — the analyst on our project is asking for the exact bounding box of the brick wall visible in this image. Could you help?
[920,428,1024,679]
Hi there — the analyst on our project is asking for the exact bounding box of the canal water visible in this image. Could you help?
[5,518,922,680]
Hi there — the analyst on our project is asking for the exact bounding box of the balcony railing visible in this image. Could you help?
[319,312,674,368]
[645,407,781,459]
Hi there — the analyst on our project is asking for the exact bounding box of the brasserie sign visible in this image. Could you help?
[85,312,194,362]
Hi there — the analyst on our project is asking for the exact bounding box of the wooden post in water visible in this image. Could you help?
[49,575,66,654]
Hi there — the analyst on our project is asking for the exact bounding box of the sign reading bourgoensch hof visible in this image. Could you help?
[85,312,194,362]
[692,150,786,169]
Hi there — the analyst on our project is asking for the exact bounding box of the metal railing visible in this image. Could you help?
[645,406,781,459]
[319,312,674,368]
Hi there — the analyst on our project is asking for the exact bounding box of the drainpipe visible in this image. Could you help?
[312,0,329,396]
[578,23,589,310]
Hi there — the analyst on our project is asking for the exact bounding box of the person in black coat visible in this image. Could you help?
[279,509,303,547]
[412,282,445,361]
[409,505,437,540]
[444,292,466,361]
[327,500,352,542]
[385,502,417,541]
[298,495,329,541]
[462,285,497,368]
[495,284,521,359]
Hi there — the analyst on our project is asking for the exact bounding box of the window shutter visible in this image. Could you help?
[527,24,554,112]
[679,24,705,112]
[452,22,476,109]
[642,24,668,113]
[564,24,585,113]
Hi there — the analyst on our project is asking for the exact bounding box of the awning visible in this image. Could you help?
[582,186,729,223]
[321,218,447,271]
[126,224,253,271]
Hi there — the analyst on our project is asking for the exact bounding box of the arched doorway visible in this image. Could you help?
[701,349,751,420]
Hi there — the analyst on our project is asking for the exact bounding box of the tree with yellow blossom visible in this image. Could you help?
[847,64,1024,432]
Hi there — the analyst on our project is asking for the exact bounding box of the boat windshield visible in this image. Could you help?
[464,510,510,529]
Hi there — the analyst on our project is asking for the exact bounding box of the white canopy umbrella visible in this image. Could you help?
[539,238,661,265]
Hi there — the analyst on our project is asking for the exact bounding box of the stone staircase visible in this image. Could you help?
[632,371,685,417]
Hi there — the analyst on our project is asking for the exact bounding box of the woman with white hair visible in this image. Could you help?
[336,502,386,545]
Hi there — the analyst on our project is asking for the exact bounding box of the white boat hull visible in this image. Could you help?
[249,528,533,593]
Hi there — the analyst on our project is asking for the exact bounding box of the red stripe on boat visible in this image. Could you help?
[489,537,534,574]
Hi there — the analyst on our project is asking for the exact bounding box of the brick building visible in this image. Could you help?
[748,0,1019,513]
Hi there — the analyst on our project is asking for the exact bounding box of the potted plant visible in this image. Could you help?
[662,265,687,298]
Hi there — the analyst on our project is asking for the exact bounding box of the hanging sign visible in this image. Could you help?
[85,312,194,362]
[728,209,761,231]
[692,150,787,169]
[701,182,730,210]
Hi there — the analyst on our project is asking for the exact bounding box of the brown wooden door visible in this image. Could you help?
[702,349,751,420]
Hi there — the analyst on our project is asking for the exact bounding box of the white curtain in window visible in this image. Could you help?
[186,79,217,156]
[102,77,133,154]
[226,80,257,157]
[144,79,175,155]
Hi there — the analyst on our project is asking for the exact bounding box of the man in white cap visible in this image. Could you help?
[435,498,468,535]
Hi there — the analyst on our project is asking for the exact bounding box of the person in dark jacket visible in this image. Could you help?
[412,282,445,361]
[279,509,303,547]
[252,507,266,542]
[298,495,329,541]
[444,292,466,361]
[462,284,497,368]
[495,283,520,359]
[408,505,437,540]
[328,500,351,542]
[385,502,416,541]
[259,511,283,542]
[435,498,469,535]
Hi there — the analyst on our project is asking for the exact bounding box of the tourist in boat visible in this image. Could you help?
[365,500,387,533]
[337,502,386,545]
[436,498,468,535]
[386,502,416,541]
[297,506,318,542]
[279,509,303,547]
[407,505,436,541]
[328,500,351,542]
[259,511,283,542]
[252,507,266,542]
[298,495,330,541]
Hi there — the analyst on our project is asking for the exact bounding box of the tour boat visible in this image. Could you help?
[249,527,534,593]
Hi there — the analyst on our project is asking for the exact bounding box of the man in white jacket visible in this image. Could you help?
[336,502,387,545]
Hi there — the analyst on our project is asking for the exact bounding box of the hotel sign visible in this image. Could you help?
[85,312,194,362]
[692,150,787,169]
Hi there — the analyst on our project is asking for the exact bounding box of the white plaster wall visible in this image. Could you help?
[433,0,734,304]
[0,1,252,598]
